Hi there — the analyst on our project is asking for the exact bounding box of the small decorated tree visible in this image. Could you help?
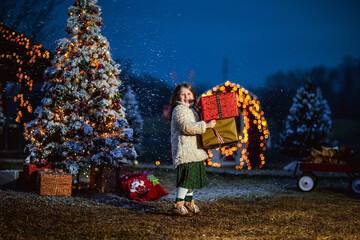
[24,0,136,174]
[279,76,332,158]
[121,86,143,152]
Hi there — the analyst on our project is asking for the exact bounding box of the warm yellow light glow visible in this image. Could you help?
[1,23,51,123]
[203,81,269,170]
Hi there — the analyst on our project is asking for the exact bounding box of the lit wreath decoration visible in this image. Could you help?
[200,81,269,170]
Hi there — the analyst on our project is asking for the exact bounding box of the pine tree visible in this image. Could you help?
[24,0,136,174]
[279,76,332,158]
[121,86,143,151]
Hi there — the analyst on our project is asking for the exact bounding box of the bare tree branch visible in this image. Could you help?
[0,0,63,44]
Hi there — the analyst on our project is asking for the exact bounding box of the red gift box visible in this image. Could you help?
[119,172,168,202]
[200,92,239,121]
[23,161,52,191]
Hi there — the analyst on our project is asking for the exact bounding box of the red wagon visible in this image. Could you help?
[293,162,360,193]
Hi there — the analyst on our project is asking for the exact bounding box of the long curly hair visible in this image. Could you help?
[168,83,197,122]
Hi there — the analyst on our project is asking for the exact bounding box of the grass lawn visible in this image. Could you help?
[1,167,359,240]
[1,117,359,239]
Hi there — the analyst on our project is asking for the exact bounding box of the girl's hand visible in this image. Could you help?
[206,120,216,129]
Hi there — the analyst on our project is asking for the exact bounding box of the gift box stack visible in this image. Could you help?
[200,92,240,149]
[37,169,72,196]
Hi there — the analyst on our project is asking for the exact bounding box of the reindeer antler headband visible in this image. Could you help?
[171,69,195,86]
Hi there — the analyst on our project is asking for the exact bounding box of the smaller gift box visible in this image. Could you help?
[200,92,239,121]
[37,170,72,196]
[201,117,239,149]
[23,161,52,191]
[89,164,132,193]
[0,170,22,190]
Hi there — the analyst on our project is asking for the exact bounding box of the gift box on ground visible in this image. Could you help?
[89,164,133,192]
[200,92,239,121]
[23,162,52,191]
[0,170,22,190]
[119,172,168,202]
[37,170,72,196]
[201,117,239,149]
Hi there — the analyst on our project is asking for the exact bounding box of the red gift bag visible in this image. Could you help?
[200,92,239,121]
[119,172,168,202]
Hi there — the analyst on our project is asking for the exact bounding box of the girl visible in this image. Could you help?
[169,83,216,216]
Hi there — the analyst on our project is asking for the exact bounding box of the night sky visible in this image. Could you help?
[46,0,360,88]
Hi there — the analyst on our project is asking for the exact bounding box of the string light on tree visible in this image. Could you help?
[24,0,137,174]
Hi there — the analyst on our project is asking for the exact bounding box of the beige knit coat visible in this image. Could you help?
[171,101,208,168]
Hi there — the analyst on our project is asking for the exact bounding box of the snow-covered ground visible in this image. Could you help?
[164,181,290,202]
[133,164,297,202]
[0,162,353,210]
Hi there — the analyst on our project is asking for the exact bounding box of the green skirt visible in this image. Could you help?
[176,161,208,189]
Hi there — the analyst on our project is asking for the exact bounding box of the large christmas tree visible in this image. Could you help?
[24,0,136,174]
[279,76,332,158]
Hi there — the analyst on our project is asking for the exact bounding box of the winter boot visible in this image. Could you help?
[185,200,200,214]
[172,201,192,216]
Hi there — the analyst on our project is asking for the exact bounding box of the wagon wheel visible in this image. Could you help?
[350,177,360,194]
[297,173,317,192]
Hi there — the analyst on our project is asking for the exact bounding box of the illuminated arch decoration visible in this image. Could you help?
[0,22,51,125]
[201,81,269,170]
